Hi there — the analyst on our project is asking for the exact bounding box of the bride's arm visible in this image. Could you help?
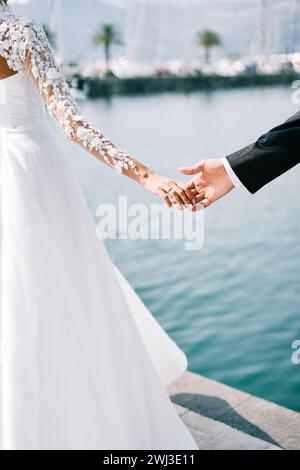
[22,20,193,208]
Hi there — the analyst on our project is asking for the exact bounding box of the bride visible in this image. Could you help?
[0,0,198,450]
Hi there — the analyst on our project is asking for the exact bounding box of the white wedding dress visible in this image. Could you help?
[0,5,198,450]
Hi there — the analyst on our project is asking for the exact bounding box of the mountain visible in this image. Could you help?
[11,0,298,63]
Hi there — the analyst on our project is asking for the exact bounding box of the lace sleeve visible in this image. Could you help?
[23,20,137,174]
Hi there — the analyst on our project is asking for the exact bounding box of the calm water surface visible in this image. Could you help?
[66,86,300,412]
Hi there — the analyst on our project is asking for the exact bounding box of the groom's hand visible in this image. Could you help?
[180,159,234,209]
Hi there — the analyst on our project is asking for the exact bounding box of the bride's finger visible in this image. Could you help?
[169,185,189,207]
[199,198,210,208]
[170,191,184,208]
[177,182,195,204]
[171,183,195,206]
[161,183,184,207]
[193,192,206,204]
[191,203,205,212]
[160,184,174,206]
[158,190,172,208]
[184,179,196,191]
[165,182,194,208]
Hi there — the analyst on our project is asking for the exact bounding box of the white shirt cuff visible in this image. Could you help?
[221,157,244,189]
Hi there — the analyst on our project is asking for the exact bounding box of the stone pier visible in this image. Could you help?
[167,371,300,450]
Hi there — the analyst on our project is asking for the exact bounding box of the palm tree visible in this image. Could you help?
[92,23,122,74]
[195,29,221,63]
[42,24,56,49]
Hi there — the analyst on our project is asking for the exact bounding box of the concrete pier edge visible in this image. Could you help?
[167,371,300,450]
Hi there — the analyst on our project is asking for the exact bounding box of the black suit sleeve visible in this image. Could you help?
[226,111,300,193]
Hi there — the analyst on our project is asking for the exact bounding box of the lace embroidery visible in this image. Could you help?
[0,8,30,73]
[0,7,137,174]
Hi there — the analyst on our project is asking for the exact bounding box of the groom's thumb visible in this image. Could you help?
[180,161,204,175]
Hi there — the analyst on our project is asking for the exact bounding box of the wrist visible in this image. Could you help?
[138,168,155,187]
[221,157,243,189]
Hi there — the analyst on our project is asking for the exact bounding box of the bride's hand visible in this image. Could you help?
[141,173,195,208]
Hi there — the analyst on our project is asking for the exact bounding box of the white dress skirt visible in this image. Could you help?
[0,72,198,450]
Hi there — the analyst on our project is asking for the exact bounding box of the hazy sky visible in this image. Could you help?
[9,0,293,6]
[8,0,299,62]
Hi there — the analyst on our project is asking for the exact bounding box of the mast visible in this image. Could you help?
[49,0,65,64]
[126,2,146,61]
[260,0,267,55]
[291,0,300,53]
